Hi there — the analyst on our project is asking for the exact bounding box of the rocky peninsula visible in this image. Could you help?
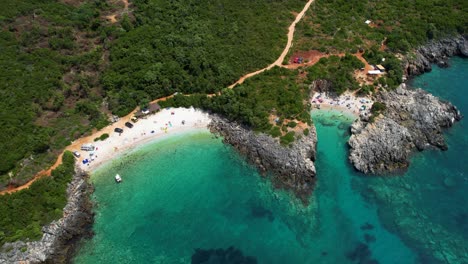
[349,36,466,175]
[209,114,317,204]
[349,84,462,174]
[0,170,94,264]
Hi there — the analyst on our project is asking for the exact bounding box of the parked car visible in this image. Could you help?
[114,127,124,133]
[72,151,81,158]
[125,122,134,128]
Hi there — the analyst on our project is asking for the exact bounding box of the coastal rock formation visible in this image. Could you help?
[0,170,94,264]
[310,79,334,94]
[405,35,468,76]
[209,115,317,203]
[349,84,462,174]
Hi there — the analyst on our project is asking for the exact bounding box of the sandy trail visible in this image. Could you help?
[228,0,315,88]
[105,0,130,24]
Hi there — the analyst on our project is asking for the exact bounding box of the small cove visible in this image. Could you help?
[74,57,467,263]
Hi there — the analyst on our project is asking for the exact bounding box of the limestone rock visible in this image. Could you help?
[209,115,317,203]
[404,35,468,77]
[348,85,462,174]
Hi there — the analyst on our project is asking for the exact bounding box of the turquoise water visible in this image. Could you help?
[74,57,467,263]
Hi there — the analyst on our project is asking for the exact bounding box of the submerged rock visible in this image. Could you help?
[192,246,257,264]
[349,84,462,174]
[209,115,317,204]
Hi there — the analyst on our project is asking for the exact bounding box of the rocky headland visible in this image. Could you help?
[349,84,462,174]
[349,36,466,175]
[0,170,94,264]
[209,114,317,204]
[404,35,468,76]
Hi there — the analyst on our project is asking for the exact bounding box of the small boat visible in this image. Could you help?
[115,174,122,183]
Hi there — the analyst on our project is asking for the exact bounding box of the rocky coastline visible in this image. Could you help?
[0,170,94,264]
[209,114,317,204]
[404,35,468,77]
[349,83,462,174]
[348,36,466,175]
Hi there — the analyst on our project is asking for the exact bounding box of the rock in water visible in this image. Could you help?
[348,84,462,175]
[209,114,317,204]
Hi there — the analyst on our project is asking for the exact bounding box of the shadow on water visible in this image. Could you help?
[192,247,257,264]
[250,204,275,222]
[346,242,379,264]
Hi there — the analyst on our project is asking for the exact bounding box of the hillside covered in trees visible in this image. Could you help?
[294,0,468,53]
[0,0,305,188]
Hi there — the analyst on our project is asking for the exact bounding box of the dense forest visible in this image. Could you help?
[294,0,468,53]
[102,0,305,116]
[0,0,109,187]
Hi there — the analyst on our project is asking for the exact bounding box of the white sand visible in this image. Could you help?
[311,91,373,117]
[75,108,211,172]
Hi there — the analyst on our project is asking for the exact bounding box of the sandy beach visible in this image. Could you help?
[74,108,211,172]
[311,91,373,118]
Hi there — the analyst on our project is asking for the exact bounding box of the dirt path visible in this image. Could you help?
[1,0,314,195]
[228,0,315,88]
[105,0,130,23]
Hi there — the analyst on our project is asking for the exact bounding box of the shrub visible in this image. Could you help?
[280,131,295,146]
[269,126,282,138]
[287,121,297,128]
[94,133,109,141]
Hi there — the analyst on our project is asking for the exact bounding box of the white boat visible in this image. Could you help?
[115,174,122,183]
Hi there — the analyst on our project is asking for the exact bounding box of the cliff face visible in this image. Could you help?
[0,170,94,264]
[209,115,317,204]
[404,35,468,76]
[349,84,462,174]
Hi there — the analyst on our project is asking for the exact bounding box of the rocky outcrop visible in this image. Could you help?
[349,84,461,174]
[209,115,317,204]
[310,79,334,95]
[0,170,94,264]
[405,35,468,77]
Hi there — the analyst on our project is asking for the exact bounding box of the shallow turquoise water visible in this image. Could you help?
[74,57,467,263]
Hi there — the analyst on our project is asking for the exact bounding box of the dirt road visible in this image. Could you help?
[1,0,315,195]
[228,0,315,88]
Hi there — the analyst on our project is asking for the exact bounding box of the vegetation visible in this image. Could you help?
[102,0,305,116]
[0,0,305,188]
[307,55,364,94]
[369,102,387,122]
[294,0,467,92]
[94,133,110,142]
[294,0,468,53]
[0,151,75,245]
[0,1,108,187]
[160,67,311,136]
[363,47,404,89]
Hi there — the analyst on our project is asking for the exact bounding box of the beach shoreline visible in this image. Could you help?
[75,108,212,173]
[310,91,373,118]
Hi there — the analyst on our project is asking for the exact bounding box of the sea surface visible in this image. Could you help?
[74,57,467,264]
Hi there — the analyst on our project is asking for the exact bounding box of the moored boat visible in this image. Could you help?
[115,174,122,183]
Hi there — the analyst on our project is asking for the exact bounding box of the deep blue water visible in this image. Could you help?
[74,57,467,263]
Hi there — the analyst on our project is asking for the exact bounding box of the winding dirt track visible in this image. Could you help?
[1,0,315,195]
[228,0,315,88]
